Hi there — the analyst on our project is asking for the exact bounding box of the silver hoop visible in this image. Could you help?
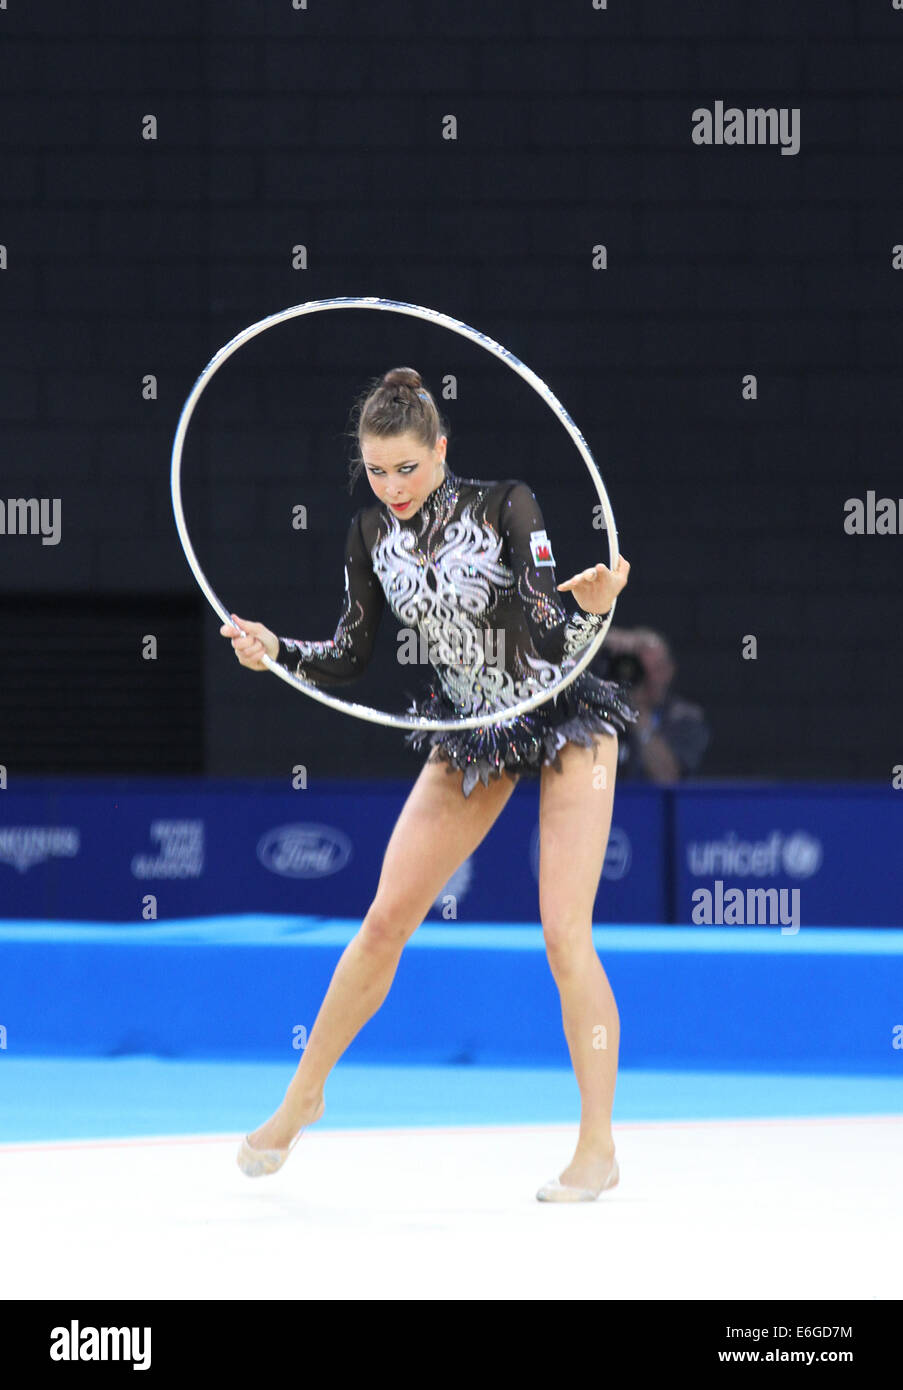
[170,296,619,732]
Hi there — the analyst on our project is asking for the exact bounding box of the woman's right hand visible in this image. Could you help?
[220,613,279,671]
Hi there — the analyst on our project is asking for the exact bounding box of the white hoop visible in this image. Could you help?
[170,296,619,732]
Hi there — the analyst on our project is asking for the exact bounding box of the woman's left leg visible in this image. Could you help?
[538,730,621,1189]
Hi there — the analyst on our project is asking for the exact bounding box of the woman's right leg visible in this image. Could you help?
[249,754,519,1149]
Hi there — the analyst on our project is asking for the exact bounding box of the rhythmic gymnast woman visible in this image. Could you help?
[221,366,637,1201]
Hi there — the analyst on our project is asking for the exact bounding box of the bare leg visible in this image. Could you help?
[249,755,519,1149]
[538,732,621,1189]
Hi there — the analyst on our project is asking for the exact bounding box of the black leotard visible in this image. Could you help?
[276,465,638,796]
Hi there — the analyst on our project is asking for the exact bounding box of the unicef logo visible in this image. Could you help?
[781,831,822,879]
[257,824,352,879]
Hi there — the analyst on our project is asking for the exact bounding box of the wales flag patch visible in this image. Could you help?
[529,529,555,568]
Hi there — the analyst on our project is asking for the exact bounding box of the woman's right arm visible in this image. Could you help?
[275,510,385,686]
[221,510,385,686]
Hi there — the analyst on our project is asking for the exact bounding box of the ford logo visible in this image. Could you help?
[257,824,353,879]
[601,826,632,881]
[530,823,631,883]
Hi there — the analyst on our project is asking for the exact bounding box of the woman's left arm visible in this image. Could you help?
[499,480,630,664]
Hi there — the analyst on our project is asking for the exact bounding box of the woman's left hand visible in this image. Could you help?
[557,554,630,615]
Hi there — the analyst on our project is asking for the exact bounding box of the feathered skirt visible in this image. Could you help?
[403,670,639,798]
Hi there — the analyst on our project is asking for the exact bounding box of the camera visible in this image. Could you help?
[599,650,645,687]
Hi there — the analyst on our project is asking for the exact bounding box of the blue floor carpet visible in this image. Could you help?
[1,1056,900,1143]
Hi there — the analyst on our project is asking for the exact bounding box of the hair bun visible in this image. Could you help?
[382,366,422,391]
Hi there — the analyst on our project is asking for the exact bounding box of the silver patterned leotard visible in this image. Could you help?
[276,465,638,797]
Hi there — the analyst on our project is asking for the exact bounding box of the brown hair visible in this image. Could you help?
[345,366,448,493]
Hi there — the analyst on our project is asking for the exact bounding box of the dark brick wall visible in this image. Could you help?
[1,0,900,783]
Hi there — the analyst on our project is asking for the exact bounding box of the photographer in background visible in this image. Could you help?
[598,627,710,783]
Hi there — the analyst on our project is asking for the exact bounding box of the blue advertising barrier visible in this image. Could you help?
[673,784,903,929]
[0,777,666,925]
[1,777,901,928]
